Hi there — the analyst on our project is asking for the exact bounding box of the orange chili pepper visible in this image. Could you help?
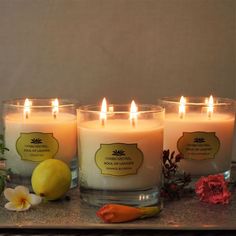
[96,204,161,223]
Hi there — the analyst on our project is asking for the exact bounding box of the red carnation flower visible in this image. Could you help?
[195,174,231,204]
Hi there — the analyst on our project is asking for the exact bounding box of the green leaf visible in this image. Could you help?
[0,134,9,156]
[0,175,5,196]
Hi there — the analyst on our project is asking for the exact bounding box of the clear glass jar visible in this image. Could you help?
[3,98,78,188]
[159,96,235,180]
[77,104,164,207]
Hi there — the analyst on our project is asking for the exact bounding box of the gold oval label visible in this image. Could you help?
[95,143,143,176]
[177,131,220,160]
[16,132,59,162]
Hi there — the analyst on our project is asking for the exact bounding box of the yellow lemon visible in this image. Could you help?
[31,159,71,200]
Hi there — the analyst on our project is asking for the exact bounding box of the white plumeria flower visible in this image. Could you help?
[4,185,42,211]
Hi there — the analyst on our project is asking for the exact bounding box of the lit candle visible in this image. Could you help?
[161,96,235,179]
[78,100,164,206]
[3,98,77,184]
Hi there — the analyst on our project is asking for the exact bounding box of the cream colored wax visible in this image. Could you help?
[78,119,163,191]
[164,113,235,176]
[4,112,77,176]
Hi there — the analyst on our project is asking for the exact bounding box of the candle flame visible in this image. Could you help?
[205,95,214,119]
[179,96,186,119]
[24,98,32,119]
[100,98,107,126]
[52,98,59,119]
[130,100,138,127]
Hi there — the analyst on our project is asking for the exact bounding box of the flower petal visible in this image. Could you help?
[4,188,17,202]
[5,202,18,211]
[28,194,42,206]
[4,201,31,211]
[15,186,29,196]
[13,186,31,204]
[97,204,143,223]
[17,202,31,211]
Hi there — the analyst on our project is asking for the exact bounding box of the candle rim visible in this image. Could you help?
[78,104,164,115]
[3,98,77,108]
[160,96,234,106]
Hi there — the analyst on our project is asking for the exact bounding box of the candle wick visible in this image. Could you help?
[101,118,105,127]
[53,112,57,119]
[179,112,184,119]
[24,111,29,119]
[131,118,136,128]
[207,111,212,120]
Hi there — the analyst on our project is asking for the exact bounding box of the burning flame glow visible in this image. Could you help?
[205,95,214,119]
[24,98,32,119]
[100,98,107,126]
[179,96,186,119]
[52,98,59,119]
[130,100,138,127]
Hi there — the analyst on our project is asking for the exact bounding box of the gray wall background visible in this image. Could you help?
[0,0,235,156]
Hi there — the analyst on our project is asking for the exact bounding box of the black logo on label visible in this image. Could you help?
[31,138,43,144]
[112,149,125,156]
[194,137,205,143]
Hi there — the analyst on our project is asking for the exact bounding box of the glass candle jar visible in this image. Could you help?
[77,103,164,207]
[3,98,78,188]
[159,96,235,180]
